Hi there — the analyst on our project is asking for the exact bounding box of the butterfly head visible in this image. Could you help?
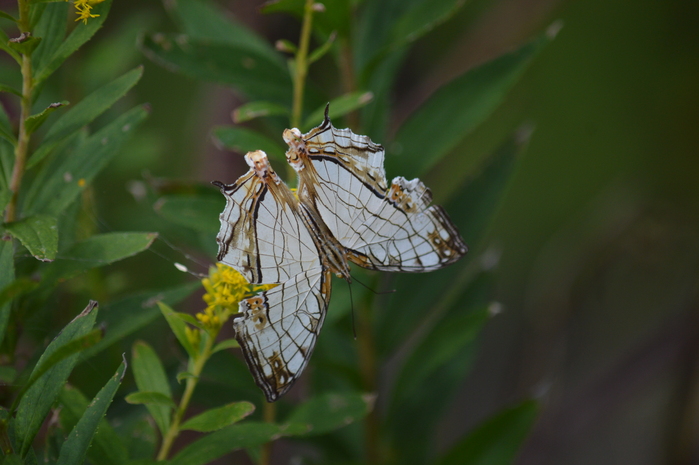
[283,128,306,172]
[245,150,281,184]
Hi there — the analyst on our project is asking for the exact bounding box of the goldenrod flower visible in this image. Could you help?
[198,263,277,331]
[70,0,103,24]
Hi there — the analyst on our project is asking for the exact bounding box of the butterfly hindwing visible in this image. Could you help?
[234,267,332,402]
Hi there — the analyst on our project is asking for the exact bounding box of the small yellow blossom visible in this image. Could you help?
[197,263,277,331]
[70,0,100,24]
[77,178,86,187]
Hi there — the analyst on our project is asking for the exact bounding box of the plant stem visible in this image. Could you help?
[5,0,33,223]
[290,0,315,130]
[357,278,380,464]
[259,401,277,465]
[156,333,215,461]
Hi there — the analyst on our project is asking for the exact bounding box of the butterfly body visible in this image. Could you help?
[214,112,467,402]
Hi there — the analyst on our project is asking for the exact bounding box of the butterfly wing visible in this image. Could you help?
[285,114,467,272]
[213,151,321,284]
[215,150,335,401]
[234,267,331,402]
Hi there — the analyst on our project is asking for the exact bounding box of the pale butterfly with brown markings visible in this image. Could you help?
[213,108,467,402]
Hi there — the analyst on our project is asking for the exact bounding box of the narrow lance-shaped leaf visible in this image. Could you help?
[0,241,14,349]
[0,28,21,64]
[55,357,127,465]
[58,386,129,465]
[3,214,58,261]
[33,0,112,85]
[158,301,196,358]
[24,101,68,135]
[40,232,157,288]
[167,0,282,64]
[8,32,42,56]
[18,328,103,399]
[82,281,202,360]
[286,392,375,436]
[169,422,307,465]
[14,301,99,457]
[387,34,550,177]
[0,84,21,96]
[27,66,143,168]
[131,340,174,435]
[140,33,292,105]
[233,101,288,124]
[31,2,69,74]
[436,401,539,465]
[125,391,177,409]
[303,92,374,130]
[25,104,149,215]
[180,402,255,432]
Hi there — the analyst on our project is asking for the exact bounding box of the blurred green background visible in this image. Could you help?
[6,0,697,462]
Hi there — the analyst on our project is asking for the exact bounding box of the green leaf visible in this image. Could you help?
[140,33,292,105]
[233,101,289,123]
[82,281,202,360]
[2,454,24,465]
[24,101,68,135]
[437,401,539,465]
[211,338,239,354]
[387,35,548,177]
[0,28,21,64]
[286,392,374,436]
[308,31,337,64]
[41,232,157,287]
[154,195,223,233]
[132,341,173,435]
[3,214,58,261]
[8,33,42,56]
[0,241,14,349]
[158,301,197,358]
[0,187,10,213]
[126,391,177,408]
[55,358,127,465]
[303,92,374,129]
[31,2,68,73]
[167,0,281,64]
[20,328,102,397]
[212,125,286,161]
[33,0,112,85]
[15,300,98,457]
[170,422,302,465]
[0,278,38,308]
[180,401,255,432]
[387,0,466,52]
[58,385,129,465]
[25,104,149,215]
[176,371,197,383]
[0,10,18,22]
[27,66,144,168]
[0,84,21,96]
[0,124,17,146]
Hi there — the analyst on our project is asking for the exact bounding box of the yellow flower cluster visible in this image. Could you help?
[70,0,104,24]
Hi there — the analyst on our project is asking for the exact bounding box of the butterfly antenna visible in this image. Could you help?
[80,200,209,278]
[352,276,396,295]
[348,280,357,340]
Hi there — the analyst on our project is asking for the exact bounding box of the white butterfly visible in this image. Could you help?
[214,111,467,401]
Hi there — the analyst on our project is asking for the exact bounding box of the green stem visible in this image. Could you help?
[259,401,277,465]
[5,0,33,223]
[156,332,216,461]
[290,0,315,129]
[357,277,380,464]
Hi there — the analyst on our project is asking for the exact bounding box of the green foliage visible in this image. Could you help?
[0,0,548,462]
